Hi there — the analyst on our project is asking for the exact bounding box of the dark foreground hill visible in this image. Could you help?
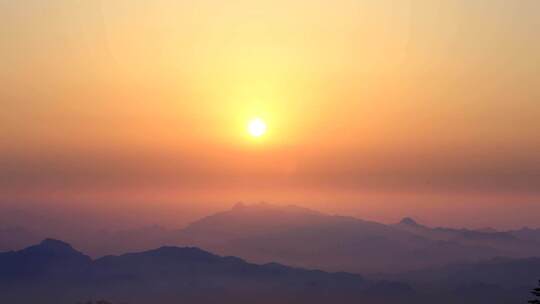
[0,239,414,304]
[1,239,538,304]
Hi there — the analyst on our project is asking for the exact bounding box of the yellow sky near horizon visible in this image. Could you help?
[1,0,540,226]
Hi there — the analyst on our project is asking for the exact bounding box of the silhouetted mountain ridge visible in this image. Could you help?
[2,203,540,274]
[172,203,540,273]
[1,239,538,304]
[1,239,421,304]
[399,217,421,226]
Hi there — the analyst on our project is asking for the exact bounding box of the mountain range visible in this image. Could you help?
[1,203,540,274]
[173,203,540,273]
[0,239,412,304]
[1,239,538,304]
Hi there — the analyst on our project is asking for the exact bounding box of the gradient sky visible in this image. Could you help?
[1,0,539,228]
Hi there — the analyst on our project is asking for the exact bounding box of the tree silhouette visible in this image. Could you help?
[529,280,540,304]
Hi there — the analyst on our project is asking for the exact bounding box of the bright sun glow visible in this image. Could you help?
[247,118,267,137]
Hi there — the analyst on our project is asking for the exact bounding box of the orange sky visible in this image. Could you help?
[1,0,539,228]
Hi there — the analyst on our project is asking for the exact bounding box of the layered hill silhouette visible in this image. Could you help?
[1,239,538,304]
[0,239,413,304]
[381,256,540,304]
[1,203,540,274]
[173,203,540,273]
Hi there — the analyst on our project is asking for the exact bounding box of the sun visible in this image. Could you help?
[247,118,267,137]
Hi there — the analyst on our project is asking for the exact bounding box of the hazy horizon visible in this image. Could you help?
[2,0,540,229]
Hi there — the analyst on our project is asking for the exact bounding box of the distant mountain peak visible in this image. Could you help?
[39,238,74,249]
[26,238,84,256]
[150,245,214,257]
[399,217,420,226]
[5,239,92,270]
[232,202,246,210]
[228,202,322,216]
